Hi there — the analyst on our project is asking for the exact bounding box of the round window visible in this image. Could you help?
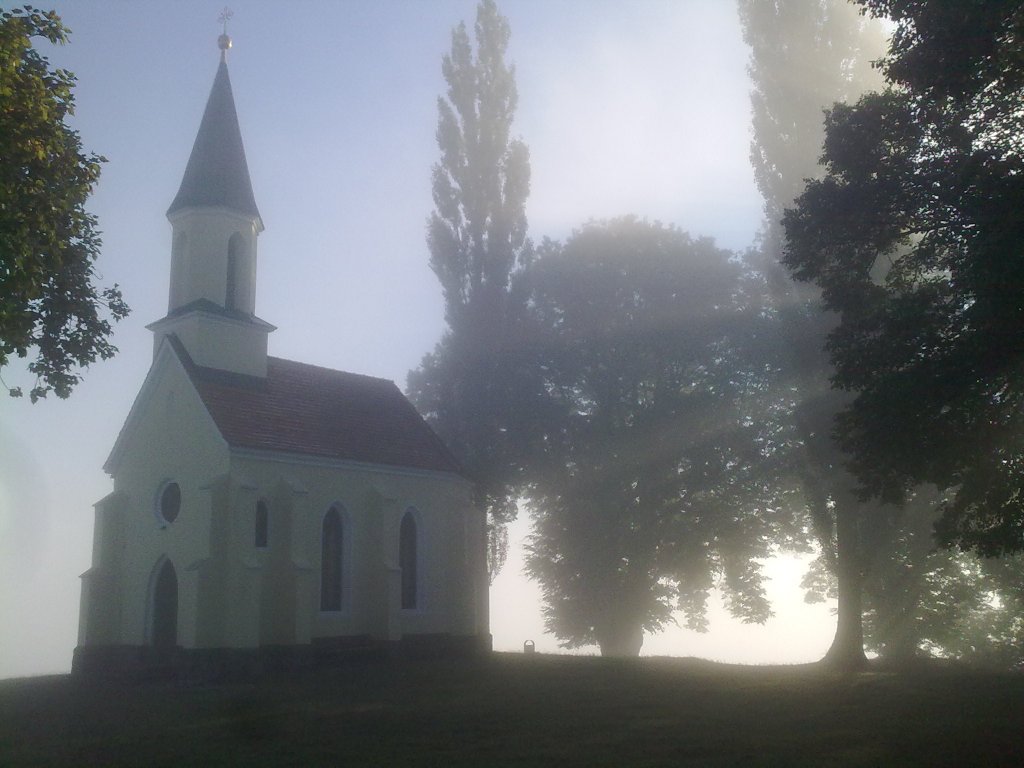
[158,481,181,524]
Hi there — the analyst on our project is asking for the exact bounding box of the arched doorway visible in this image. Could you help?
[149,558,178,648]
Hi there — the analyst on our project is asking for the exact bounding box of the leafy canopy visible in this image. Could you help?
[0,6,128,401]
[783,1,1024,554]
[740,0,890,671]
[521,218,802,655]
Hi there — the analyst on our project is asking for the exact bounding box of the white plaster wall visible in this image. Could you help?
[166,208,259,314]
[150,309,270,377]
[78,491,134,645]
[230,452,486,642]
[84,345,485,652]
[101,351,230,647]
[222,482,263,648]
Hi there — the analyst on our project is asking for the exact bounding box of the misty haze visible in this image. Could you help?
[1,1,1023,765]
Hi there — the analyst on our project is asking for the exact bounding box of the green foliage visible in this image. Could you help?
[520,218,802,654]
[801,483,1024,669]
[746,0,1024,666]
[783,2,1024,555]
[740,0,885,239]
[740,0,887,670]
[426,0,530,331]
[738,0,887,520]
[857,489,1024,668]
[0,6,128,401]
[884,550,1024,668]
[408,0,531,581]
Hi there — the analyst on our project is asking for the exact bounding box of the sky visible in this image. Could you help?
[0,0,838,679]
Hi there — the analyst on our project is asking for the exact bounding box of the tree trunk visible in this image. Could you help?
[872,583,925,669]
[823,501,869,671]
[597,622,644,657]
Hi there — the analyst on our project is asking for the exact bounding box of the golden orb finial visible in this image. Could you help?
[217,7,233,59]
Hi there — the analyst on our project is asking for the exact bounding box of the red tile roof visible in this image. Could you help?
[174,341,462,475]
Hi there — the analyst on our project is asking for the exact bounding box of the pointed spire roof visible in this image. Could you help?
[167,55,262,226]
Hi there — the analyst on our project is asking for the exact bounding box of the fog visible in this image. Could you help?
[1,0,886,677]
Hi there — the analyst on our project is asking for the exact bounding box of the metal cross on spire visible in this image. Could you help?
[217,7,233,59]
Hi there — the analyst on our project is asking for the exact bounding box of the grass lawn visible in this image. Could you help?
[1,653,1022,767]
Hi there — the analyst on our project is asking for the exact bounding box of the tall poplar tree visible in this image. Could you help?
[738,0,885,669]
[407,0,531,579]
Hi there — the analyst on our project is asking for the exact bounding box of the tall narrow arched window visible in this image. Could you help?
[254,499,269,549]
[169,231,187,308]
[320,507,343,611]
[400,509,418,610]
[226,232,244,311]
[172,230,188,261]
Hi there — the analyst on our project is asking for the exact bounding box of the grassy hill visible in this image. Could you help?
[1,653,1022,766]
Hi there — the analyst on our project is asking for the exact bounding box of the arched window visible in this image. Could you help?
[254,499,269,548]
[149,558,178,648]
[400,509,418,610]
[172,230,188,260]
[320,507,343,611]
[170,231,188,307]
[226,232,244,311]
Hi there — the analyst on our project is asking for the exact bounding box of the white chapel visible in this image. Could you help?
[74,35,489,675]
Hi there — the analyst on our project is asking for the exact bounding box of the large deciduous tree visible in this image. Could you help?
[0,6,128,401]
[739,0,885,670]
[407,0,531,580]
[860,500,1024,668]
[783,2,1024,557]
[521,218,801,656]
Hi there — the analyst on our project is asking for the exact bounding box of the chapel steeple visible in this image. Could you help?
[148,28,274,378]
[166,42,261,224]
